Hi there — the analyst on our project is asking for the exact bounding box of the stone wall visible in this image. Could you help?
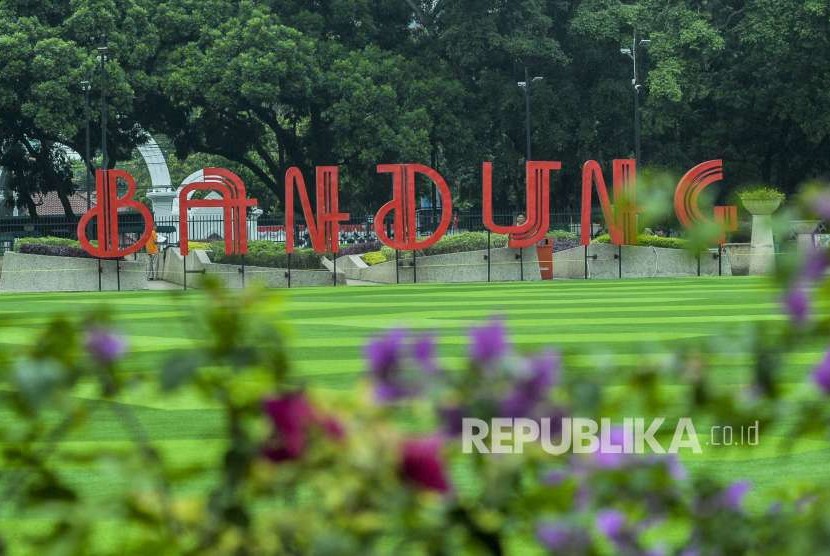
[158,247,341,289]
[340,247,541,284]
[0,251,147,292]
[553,244,732,279]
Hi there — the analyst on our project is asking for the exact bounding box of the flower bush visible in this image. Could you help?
[2,225,830,554]
[13,236,93,258]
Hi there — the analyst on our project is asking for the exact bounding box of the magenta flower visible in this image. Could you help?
[399,436,450,493]
[596,509,626,541]
[262,392,343,462]
[783,286,810,325]
[85,329,127,364]
[469,319,509,364]
[720,480,751,510]
[812,350,830,394]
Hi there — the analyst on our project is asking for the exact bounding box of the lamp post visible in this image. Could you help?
[80,77,92,210]
[516,68,543,282]
[620,32,650,162]
[517,67,544,161]
[97,42,109,171]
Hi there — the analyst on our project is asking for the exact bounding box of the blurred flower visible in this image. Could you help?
[541,469,569,486]
[366,330,438,402]
[412,334,438,374]
[399,436,450,493]
[720,480,751,510]
[536,522,588,553]
[469,319,508,364]
[802,248,829,282]
[500,350,560,417]
[85,328,127,364]
[596,509,626,541]
[783,285,809,325]
[262,392,343,462]
[811,350,830,394]
[439,405,465,436]
[593,426,629,469]
[815,194,830,220]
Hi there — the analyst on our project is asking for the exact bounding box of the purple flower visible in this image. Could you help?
[412,334,438,373]
[783,286,809,325]
[439,405,465,436]
[536,522,589,553]
[85,329,127,364]
[365,330,439,402]
[802,248,829,282]
[593,426,629,469]
[596,509,626,541]
[812,350,830,394]
[499,351,560,417]
[815,193,830,220]
[542,469,569,486]
[720,480,751,510]
[469,319,508,364]
[399,436,450,493]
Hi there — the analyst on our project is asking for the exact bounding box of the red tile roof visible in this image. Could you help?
[33,191,96,217]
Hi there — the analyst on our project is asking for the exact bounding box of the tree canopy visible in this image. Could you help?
[1,0,828,216]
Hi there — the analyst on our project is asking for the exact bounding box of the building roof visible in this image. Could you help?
[32,191,96,217]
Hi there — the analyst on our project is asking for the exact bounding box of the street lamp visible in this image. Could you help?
[97,41,109,171]
[620,32,650,162]
[80,77,92,210]
[517,67,544,161]
[516,68,543,282]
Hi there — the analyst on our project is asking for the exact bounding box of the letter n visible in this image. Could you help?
[285,166,350,254]
[580,160,638,246]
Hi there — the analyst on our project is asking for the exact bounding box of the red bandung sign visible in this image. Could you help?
[77,159,736,258]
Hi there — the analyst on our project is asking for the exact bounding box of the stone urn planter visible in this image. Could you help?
[792,220,820,252]
[739,190,784,275]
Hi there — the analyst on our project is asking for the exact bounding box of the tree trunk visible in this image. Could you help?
[58,191,75,218]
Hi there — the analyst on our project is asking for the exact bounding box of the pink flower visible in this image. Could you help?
[262,392,344,462]
[399,436,450,492]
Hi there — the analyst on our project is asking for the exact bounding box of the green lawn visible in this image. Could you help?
[1,277,828,546]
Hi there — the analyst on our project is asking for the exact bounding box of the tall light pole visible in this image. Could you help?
[620,32,650,162]
[516,68,543,282]
[80,77,92,210]
[517,67,544,161]
[97,41,109,171]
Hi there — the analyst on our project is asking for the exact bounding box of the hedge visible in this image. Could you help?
[13,236,93,259]
[209,240,324,269]
[592,234,688,250]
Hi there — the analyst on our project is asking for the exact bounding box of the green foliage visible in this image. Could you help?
[593,233,688,250]
[14,236,82,250]
[209,240,323,269]
[738,187,786,203]
[546,229,578,240]
[361,250,387,266]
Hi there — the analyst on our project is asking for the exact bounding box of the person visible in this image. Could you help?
[146,226,159,280]
[516,213,527,226]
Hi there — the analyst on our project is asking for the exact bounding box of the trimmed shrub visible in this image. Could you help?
[592,233,688,250]
[208,240,323,270]
[738,186,785,203]
[13,237,93,259]
[339,240,383,257]
[361,251,387,266]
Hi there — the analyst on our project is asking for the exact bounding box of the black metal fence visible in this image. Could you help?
[0,210,585,254]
